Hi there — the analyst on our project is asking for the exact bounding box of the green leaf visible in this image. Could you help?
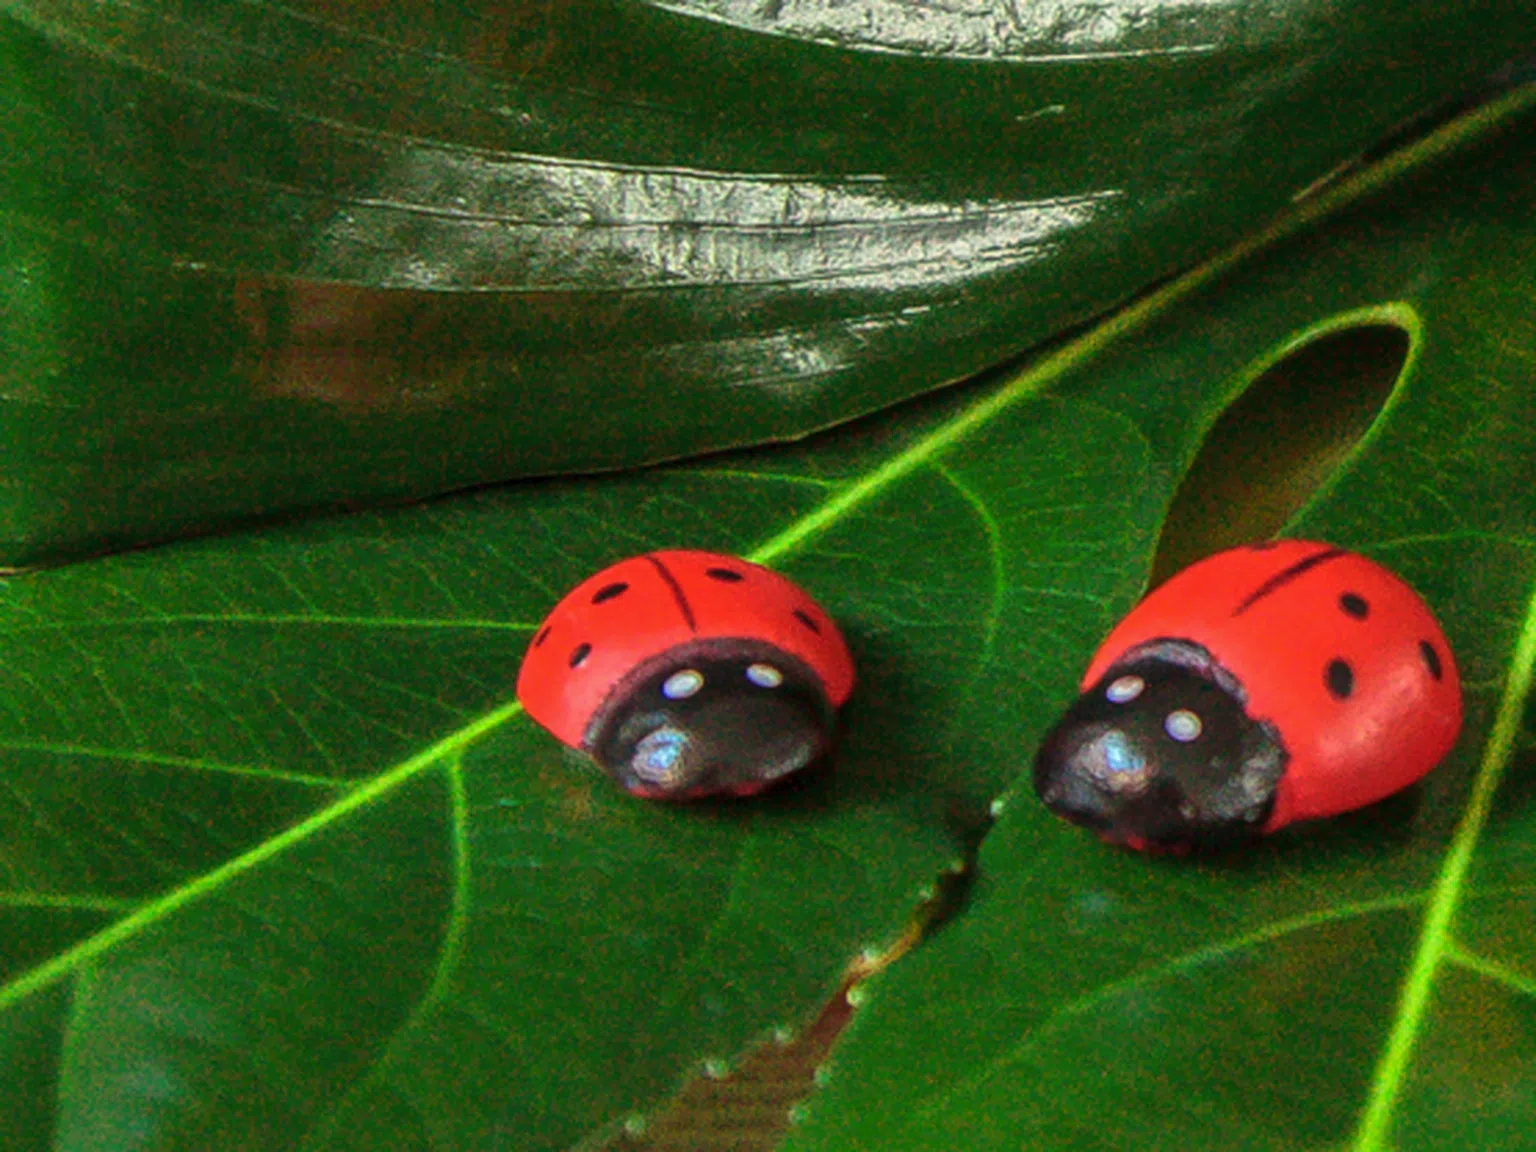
[0,466,967,1148]
[1,298,1176,1145]
[9,73,1317,1128]
[7,26,1536,1152]
[3,0,1531,563]
[784,91,1536,1152]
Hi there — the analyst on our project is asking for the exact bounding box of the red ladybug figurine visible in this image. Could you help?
[1034,540,1462,850]
[518,550,855,799]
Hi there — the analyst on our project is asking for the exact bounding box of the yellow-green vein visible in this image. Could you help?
[1446,944,1536,1000]
[914,890,1430,1122]
[747,83,1536,570]
[0,740,345,789]
[300,756,475,1151]
[0,702,520,1011]
[0,614,535,636]
[932,461,1007,681]
[1351,571,1536,1151]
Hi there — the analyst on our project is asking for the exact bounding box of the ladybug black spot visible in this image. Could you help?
[1339,592,1369,619]
[1233,547,1347,615]
[706,567,745,582]
[1248,541,1283,551]
[591,582,629,604]
[1326,659,1354,699]
[570,643,592,668]
[793,609,821,635]
[534,626,551,648]
[1421,640,1444,681]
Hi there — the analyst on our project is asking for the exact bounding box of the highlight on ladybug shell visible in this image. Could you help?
[1033,540,1462,851]
[517,550,855,800]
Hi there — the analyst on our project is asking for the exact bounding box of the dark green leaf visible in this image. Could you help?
[4,90,1273,1130]
[785,91,1536,1152]
[3,357,1154,1145]
[3,0,1531,562]
[6,25,1536,1152]
[0,457,980,1148]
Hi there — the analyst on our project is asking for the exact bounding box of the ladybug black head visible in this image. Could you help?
[1032,639,1289,850]
[585,639,834,799]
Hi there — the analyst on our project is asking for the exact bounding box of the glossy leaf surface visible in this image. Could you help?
[0,447,981,1148]
[4,34,1536,1152]
[785,98,1536,1152]
[3,0,1533,562]
[1,269,1182,1146]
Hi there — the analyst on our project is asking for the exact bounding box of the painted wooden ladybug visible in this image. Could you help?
[1033,540,1462,850]
[517,550,855,799]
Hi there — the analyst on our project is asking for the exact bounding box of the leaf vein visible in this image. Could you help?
[0,702,522,1013]
[1350,566,1536,1150]
[914,891,1431,1124]
[0,739,345,789]
[301,756,474,1149]
[0,614,535,637]
[1445,943,1536,1000]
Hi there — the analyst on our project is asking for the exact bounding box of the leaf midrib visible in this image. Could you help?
[0,699,517,1012]
[2,72,1527,1098]
[865,545,1536,1142]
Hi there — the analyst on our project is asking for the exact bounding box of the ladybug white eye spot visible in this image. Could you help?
[663,669,704,700]
[746,663,783,689]
[1164,710,1203,742]
[1105,675,1144,703]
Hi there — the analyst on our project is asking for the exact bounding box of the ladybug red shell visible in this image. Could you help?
[517,550,854,799]
[1033,540,1462,850]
